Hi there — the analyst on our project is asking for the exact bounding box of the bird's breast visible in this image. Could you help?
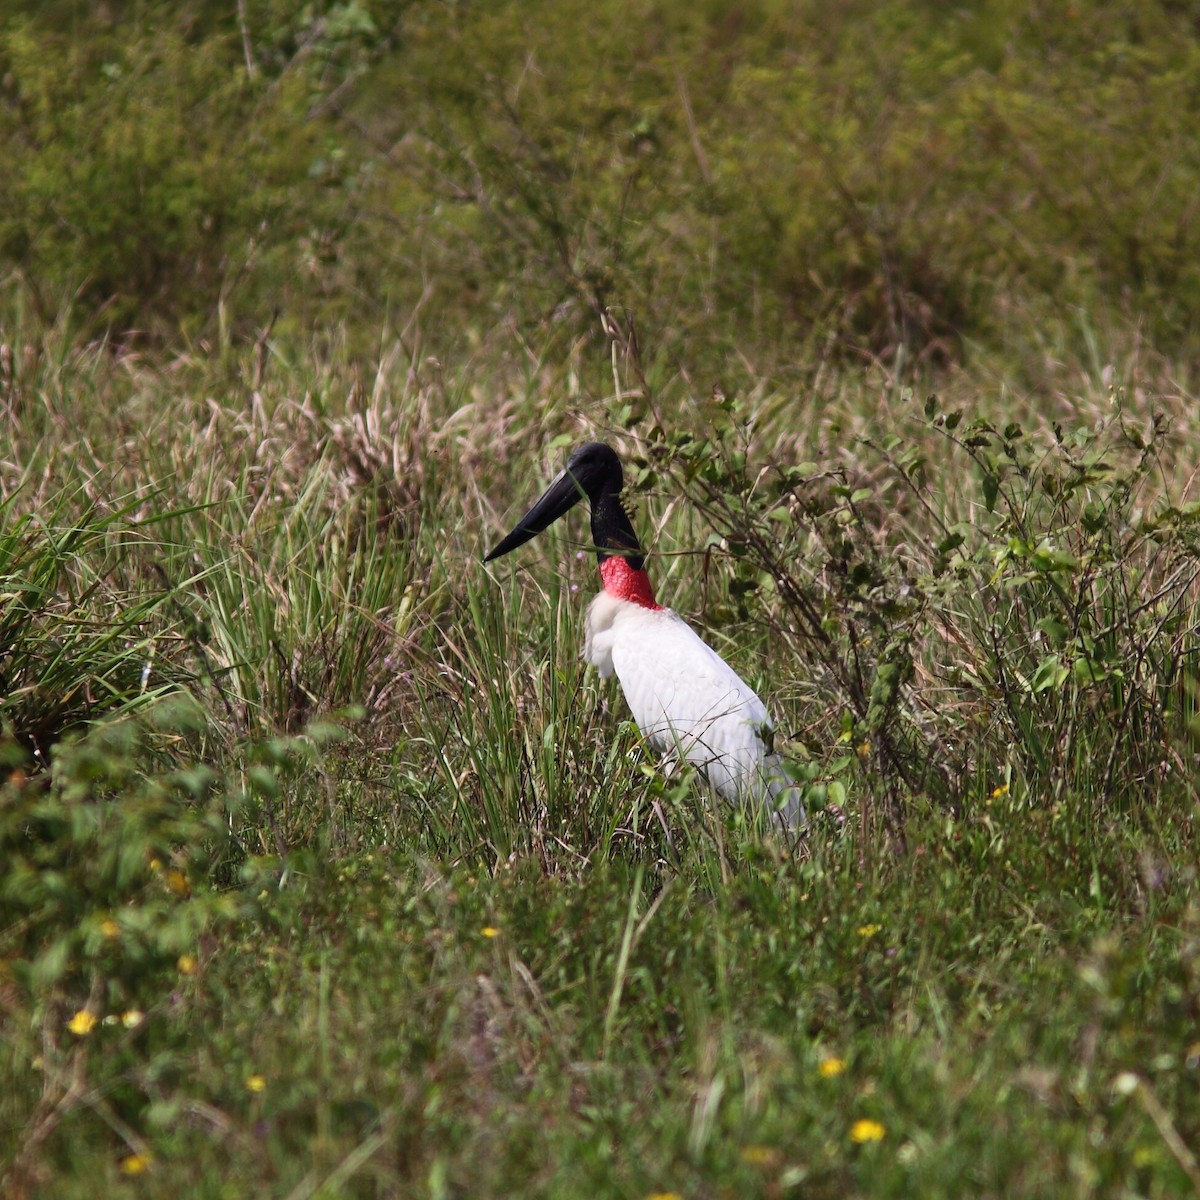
[583,590,674,677]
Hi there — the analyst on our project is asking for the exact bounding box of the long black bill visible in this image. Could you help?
[483,466,588,562]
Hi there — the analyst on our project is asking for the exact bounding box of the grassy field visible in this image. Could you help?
[3,2,1200,1196]
[1,314,1197,1198]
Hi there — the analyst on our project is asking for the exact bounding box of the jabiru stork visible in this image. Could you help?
[484,442,803,831]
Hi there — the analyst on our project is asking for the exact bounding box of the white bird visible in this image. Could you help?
[485,442,802,831]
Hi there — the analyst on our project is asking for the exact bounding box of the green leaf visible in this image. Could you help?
[1030,655,1070,693]
[981,470,999,512]
[1073,657,1108,684]
[1034,617,1070,644]
[248,766,280,799]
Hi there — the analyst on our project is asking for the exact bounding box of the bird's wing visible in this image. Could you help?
[608,609,773,800]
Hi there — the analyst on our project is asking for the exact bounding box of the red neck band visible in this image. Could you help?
[598,557,661,609]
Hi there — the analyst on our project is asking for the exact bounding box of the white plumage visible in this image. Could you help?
[584,591,802,829]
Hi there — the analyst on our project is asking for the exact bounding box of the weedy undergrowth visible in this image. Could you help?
[0,488,193,761]
[599,314,1200,852]
[0,698,350,1196]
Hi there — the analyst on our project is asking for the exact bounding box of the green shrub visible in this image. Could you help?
[0,702,238,1006]
[366,0,1200,362]
[6,1,1200,363]
[0,8,362,337]
[618,365,1200,839]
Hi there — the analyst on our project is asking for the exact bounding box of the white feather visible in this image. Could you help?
[585,592,802,829]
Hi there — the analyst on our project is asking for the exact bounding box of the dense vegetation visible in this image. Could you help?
[2,2,1199,1197]
[4,0,1200,363]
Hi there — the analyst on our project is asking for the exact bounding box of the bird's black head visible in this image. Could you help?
[559,442,624,500]
[483,441,643,567]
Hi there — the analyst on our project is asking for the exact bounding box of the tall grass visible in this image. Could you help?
[1,315,1198,1197]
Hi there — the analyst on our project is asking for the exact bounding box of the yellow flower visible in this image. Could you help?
[645,1194,683,1200]
[246,1074,266,1093]
[740,1144,780,1166]
[856,924,881,938]
[992,783,1009,798]
[99,918,120,939]
[121,1010,145,1029]
[177,954,198,975]
[481,927,500,939]
[119,1153,152,1175]
[67,1009,99,1036]
[818,1056,846,1078]
[850,1118,886,1143]
[165,869,190,897]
